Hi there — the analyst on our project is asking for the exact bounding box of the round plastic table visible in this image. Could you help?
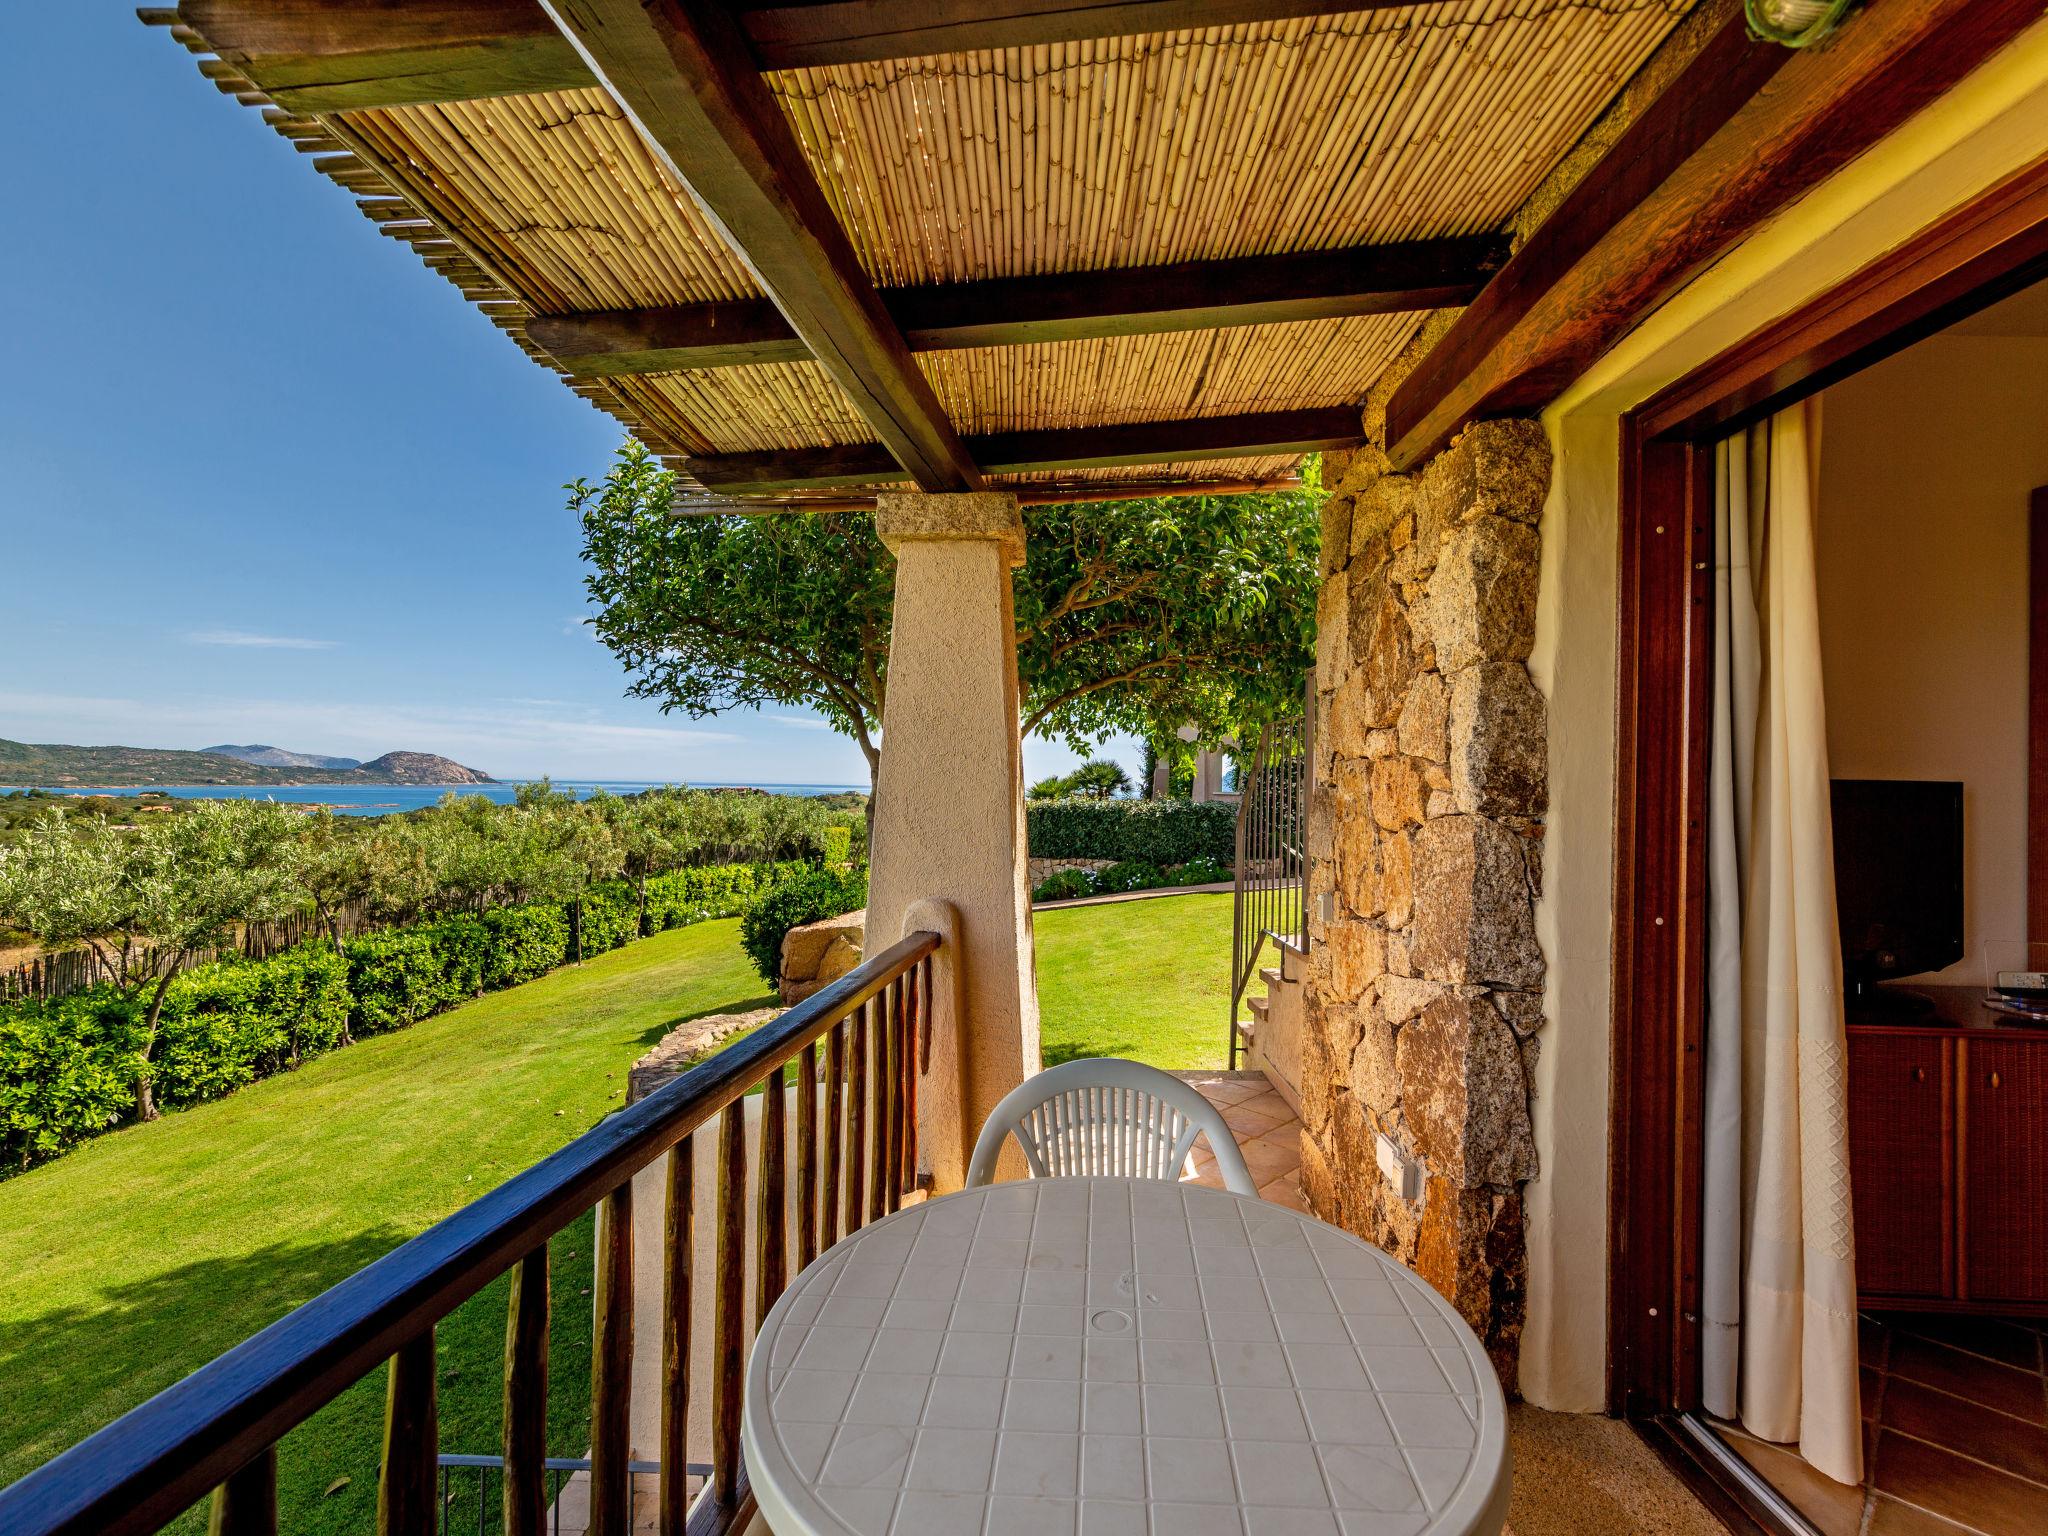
[744,1177,1510,1536]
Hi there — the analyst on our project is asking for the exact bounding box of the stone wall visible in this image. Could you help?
[1301,420,1551,1387]
[1026,855,1115,887]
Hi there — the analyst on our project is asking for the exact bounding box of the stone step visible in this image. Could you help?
[1247,994,1269,1021]
[1259,965,1283,989]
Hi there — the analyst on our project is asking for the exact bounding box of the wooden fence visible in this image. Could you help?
[1,902,372,1005]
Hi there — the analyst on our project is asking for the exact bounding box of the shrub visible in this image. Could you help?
[642,862,789,931]
[152,963,273,1107]
[345,929,453,1035]
[1032,869,1095,902]
[1089,861,1167,895]
[1163,854,1232,886]
[574,881,637,956]
[480,903,569,989]
[821,825,853,866]
[1026,798,1234,868]
[0,990,139,1171]
[741,865,868,985]
[429,916,492,1001]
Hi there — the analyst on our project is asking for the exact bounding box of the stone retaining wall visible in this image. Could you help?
[1302,420,1551,1388]
[1026,856,1115,886]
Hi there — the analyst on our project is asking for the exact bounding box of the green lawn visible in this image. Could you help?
[1036,891,1233,1070]
[0,919,774,1534]
[0,892,1229,1530]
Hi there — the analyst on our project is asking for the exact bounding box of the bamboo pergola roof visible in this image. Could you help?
[146,1,1706,505]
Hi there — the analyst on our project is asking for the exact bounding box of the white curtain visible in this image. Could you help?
[1701,398,1862,1486]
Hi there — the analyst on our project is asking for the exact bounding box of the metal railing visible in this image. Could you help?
[0,931,939,1536]
[1231,684,1312,1067]
[432,1454,711,1534]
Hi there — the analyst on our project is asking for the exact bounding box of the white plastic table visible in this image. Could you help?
[744,1178,1510,1536]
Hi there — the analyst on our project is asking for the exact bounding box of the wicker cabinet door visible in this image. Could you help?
[1962,1038,2048,1304]
[1848,1031,1952,1301]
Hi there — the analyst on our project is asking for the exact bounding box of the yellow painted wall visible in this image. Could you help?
[1815,334,2048,984]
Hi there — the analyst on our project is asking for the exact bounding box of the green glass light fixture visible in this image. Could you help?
[1746,0,1858,47]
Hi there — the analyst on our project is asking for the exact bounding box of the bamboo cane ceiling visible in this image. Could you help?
[164,1,1695,498]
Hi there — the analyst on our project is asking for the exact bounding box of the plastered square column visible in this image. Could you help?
[866,491,1039,1193]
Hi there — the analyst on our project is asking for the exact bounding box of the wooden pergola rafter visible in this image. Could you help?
[144,0,2048,501]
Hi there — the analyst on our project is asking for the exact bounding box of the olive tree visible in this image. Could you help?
[0,801,302,1120]
[575,441,1318,797]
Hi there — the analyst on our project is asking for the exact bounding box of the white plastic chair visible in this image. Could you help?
[966,1058,1258,1195]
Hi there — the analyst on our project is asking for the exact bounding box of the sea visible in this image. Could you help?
[0,781,867,818]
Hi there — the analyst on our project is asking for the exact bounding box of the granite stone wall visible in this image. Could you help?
[1301,420,1552,1386]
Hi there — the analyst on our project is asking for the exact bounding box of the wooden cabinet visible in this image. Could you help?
[1847,1020,2048,1312]
[1961,1038,2048,1303]
[1847,1031,1951,1299]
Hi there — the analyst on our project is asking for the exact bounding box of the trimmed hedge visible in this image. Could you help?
[1026,797,1234,867]
[740,866,869,986]
[1,861,791,1175]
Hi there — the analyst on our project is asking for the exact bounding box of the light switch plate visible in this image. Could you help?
[1375,1132,1422,1202]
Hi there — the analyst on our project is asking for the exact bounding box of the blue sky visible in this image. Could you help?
[1,9,1134,788]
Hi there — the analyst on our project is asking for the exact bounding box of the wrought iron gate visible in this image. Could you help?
[1229,683,1312,1067]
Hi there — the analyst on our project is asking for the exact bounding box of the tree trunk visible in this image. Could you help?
[135,969,179,1123]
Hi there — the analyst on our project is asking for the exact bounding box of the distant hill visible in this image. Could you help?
[355,752,493,785]
[203,743,362,771]
[0,739,495,787]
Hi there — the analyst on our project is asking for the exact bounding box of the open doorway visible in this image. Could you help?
[1610,157,2048,1535]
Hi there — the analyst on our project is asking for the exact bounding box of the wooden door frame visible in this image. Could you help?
[1607,152,2048,1417]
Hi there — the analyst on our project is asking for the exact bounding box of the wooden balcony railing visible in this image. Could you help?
[0,930,940,1536]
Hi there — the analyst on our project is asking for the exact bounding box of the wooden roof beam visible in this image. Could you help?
[1383,0,2047,470]
[528,236,1507,375]
[161,0,1416,112]
[547,0,980,492]
[680,407,1364,492]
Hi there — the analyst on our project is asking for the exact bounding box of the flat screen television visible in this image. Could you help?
[1830,778,1965,999]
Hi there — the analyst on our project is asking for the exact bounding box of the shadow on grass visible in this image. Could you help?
[1,1216,599,1536]
[1043,1040,1144,1067]
[635,991,781,1047]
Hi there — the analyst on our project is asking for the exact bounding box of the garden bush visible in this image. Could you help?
[480,903,570,988]
[1031,869,1095,902]
[1025,798,1234,868]
[0,861,797,1175]
[1089,861,1168,895]
[1162,854,1233,886]
[574,881,637,956]
[0,991,139,1171]
[428,915,492,1002]
[741,865,869,985]
[345,930,454,1035]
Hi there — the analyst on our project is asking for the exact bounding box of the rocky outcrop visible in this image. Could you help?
[629,1007,782,1103]
[1302,420,1551,1389]
[779,909,865,1004]
[354,751,494,784]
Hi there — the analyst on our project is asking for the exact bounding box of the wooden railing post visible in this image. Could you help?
[377,1331,437,1536]
[845,1008,868,1235]
[658,1139,693,1536]
[711,1104,747,1508]
[206,1446,276,1536]
[756,1067,788,1327]
[823,1023,845,1251]
[796,1044,820,1270]
[589,1185,634,1536]
[503,1248,549,1536]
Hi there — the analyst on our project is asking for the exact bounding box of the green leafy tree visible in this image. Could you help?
[591,787,703,936]
[293,809,374,949]
[0,801,302,1120]
[575,441,1319,797]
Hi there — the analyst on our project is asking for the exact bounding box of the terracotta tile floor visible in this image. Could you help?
[1718,1311,2048,1535]
[1173,1069,1305,1208]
